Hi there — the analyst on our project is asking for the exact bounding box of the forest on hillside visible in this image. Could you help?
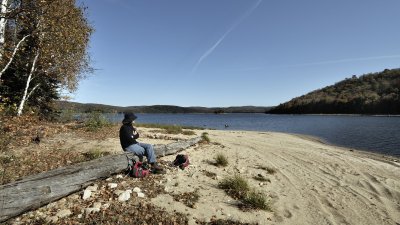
[269,68,400,114]
[56,101,273,114]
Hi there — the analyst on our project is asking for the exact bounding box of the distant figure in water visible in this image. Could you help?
[119,113,165,174]
[224,124,229,128]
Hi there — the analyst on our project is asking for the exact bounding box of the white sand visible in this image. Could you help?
[151,130,400,225]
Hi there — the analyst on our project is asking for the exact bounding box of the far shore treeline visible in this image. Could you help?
[269,68,400,115]
[56,101,273,114]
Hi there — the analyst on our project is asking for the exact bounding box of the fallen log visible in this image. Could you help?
[0,137,202,222]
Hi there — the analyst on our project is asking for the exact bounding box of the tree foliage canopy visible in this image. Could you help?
[0,0,92,117]
[269,69,400,114]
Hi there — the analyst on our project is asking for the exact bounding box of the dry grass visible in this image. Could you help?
[214,153,229,167]
[256,165,277,174]
[219,175,271,211]
[201,132,210,143]
[218,174,250,199]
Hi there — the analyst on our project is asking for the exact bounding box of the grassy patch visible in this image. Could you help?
[253,175,271,183]
[256,165,277,174]
[214,153,228,167]
[219,175,271,211]
[240,190,271,211]
[197,218,257,225]
[200,132,210,144]
[218,174,249,199]
[82,149,111,160]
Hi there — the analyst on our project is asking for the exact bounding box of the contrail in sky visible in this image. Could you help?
[191,0,262,74]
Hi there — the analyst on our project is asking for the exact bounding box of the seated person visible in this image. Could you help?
[119,112,164,173]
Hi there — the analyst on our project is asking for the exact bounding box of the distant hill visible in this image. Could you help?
[56,101,273,114]
[269,68,400,114]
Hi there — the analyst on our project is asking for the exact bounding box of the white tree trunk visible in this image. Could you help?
[0,34,30,80]
[17,51,39,116]
[0,0,8,60]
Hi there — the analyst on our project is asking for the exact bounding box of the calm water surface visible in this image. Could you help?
[107,113,400,157]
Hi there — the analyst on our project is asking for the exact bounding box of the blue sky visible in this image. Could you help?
[73,0,400,107]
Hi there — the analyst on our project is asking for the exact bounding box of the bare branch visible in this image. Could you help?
[26,83,40,101]
[0,34,30,80]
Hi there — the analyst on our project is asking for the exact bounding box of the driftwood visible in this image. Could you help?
[0,137,201,222]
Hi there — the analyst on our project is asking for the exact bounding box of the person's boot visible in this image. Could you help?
[151,163,166,174]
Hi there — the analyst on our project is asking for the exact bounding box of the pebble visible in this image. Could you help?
[93,202,102,209]
[82,190,92,200]
[108,183,118,189]
[114,190,125,195]
[102,203,110,210]
[77,214,82,219]
[133,187,141,193]
[46,216,59,223]
[106,177,113,181]
[85,207,100,214]
[118,190,131,202]
[56,209,72,218]
[137,192,145,198]
[86,184,98,192]
[116,174,123,179]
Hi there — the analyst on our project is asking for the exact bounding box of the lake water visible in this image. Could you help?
[107,113,400,157]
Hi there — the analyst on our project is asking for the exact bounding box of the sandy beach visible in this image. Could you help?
[5,127,400,224]
[152,129,400,225]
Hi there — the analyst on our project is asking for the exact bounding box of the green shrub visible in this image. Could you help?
[57,109,76,123]
[214,153,228,167]
[241,190,271,211]
[219,175,271,211]
[201,132,210,143]
[218,174,249,199]
[84,112,111,131]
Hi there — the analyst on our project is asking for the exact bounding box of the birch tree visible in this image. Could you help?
[0,0,92,116]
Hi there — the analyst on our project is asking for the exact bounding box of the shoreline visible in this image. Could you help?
[291,132,400,162]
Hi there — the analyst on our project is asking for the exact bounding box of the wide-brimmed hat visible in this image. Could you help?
[122,112,137,124]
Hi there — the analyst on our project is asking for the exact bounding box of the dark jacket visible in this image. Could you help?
[119,123,139,149]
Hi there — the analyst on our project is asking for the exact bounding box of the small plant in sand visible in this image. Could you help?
[83,149,110,160]
[200,132,210,143]
[253,174,271,182]
[218,174,250,199]
[214,153,229,167]
[241,190,271,211]
[256,165,277,174]
[219,174,271,211]
[197,218,258,225]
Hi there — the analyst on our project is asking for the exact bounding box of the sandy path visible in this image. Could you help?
[152,130,400,225]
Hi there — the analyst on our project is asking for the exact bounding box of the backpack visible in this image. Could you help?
[126,157,150,178]
[173,154,190,170]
